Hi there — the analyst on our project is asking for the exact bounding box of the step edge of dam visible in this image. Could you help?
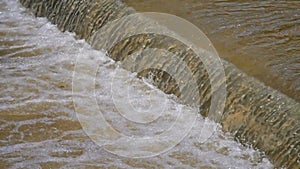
[18,0,300,168]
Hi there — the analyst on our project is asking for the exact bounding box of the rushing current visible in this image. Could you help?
[0,0,286,168]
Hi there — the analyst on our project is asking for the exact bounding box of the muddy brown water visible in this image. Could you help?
[124,0,300,102]
[0,0,299,168]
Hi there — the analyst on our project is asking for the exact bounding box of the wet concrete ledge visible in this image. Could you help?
[19,0,300,168]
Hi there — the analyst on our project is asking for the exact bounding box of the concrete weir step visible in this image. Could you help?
[19,0,300,168]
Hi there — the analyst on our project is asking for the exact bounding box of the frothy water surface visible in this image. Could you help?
[0,0,273,168]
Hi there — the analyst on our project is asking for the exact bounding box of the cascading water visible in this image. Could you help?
[1,0,299,168]
[0,1,273,168]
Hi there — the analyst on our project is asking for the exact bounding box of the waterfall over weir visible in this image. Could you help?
[18,0,299,168]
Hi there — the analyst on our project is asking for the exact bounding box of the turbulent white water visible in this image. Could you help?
[0,0,273,168]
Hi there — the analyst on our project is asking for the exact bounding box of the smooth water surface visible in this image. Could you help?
[125,0,300,102]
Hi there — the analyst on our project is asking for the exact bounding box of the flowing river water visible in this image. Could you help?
[0,0,298,168]
[124,0,300,103]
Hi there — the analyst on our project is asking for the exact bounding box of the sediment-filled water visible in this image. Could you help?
[125,0,300,102]
[0,0,275,168]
